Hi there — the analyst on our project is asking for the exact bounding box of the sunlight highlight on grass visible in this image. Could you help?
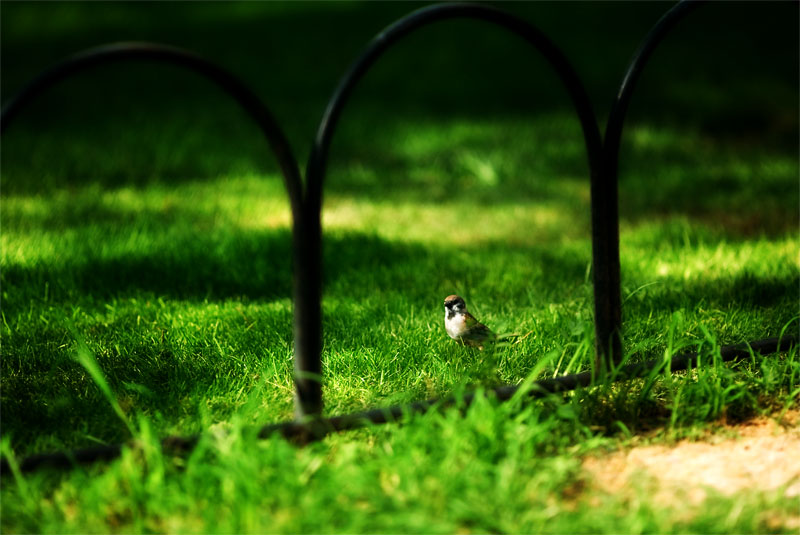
[322,196,587,246]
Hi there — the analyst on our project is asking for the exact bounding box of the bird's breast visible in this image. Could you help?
[445,313,467,339]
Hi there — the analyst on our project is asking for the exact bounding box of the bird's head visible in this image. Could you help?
[444,295,466,314]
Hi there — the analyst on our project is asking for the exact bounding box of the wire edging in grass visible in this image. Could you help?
[2,335,794,475]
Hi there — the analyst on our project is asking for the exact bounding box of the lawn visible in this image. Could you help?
[1,1,798,533]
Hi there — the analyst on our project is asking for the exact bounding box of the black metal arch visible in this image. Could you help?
[295,2,621,418]
[0,41,304,221]
[605,0,703,181]
[0,43,318,421]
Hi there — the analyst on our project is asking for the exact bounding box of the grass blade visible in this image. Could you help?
[68,322,135,437]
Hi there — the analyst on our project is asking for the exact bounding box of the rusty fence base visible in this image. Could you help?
[2,335,794,475]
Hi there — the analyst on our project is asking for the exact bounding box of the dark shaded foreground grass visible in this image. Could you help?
[1,1,798,532]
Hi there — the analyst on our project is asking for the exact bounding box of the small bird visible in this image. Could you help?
[443,294,496,349]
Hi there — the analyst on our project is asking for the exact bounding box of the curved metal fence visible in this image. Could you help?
[0,0,795,472]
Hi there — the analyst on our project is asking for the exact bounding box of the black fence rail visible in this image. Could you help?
[0,0,795,473]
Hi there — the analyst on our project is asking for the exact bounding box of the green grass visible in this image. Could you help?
[1,1,799,533]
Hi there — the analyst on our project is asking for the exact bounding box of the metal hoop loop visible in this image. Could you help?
[295,2,619,413]
[306,3,604,213]
[0,42,318,419]
[1,41,304,217]
[605,0,703,181]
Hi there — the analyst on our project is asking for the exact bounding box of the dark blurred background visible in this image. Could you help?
[2,1,798,215]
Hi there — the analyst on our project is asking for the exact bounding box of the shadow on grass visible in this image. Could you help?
[2,228,295,304]
[4,212,795,308]
[2,228,591,307]
[624,273,798,318]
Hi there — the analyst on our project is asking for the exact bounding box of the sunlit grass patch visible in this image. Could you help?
[323,195,589,246]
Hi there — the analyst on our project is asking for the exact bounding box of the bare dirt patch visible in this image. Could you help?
[582,411,800,526]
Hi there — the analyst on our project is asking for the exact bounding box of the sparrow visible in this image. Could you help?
[443,294,496,349]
